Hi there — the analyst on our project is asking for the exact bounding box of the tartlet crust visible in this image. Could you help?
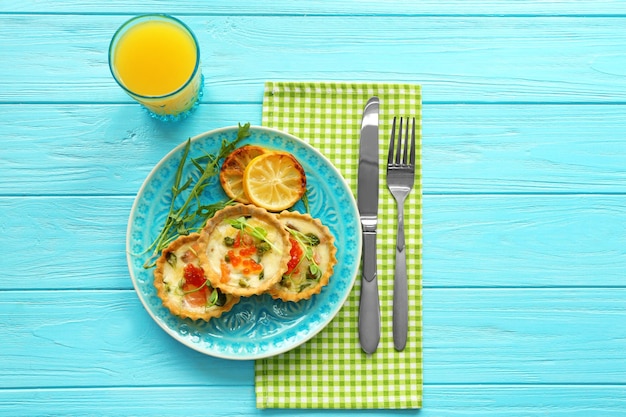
[269,211,337,302]
[197,204,291,297]
[154,233,240,321]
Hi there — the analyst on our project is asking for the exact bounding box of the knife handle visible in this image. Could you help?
[358,231,380,354]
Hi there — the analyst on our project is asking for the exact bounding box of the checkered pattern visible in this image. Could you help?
[255,81,422,409]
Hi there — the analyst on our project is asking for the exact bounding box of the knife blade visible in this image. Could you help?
[357,96,380,354]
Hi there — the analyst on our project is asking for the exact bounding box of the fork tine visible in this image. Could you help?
[388,116,397,165]
[389,116,416,167]
[409,117,416,167]
[395,117,403,164]
[402,116,410,164]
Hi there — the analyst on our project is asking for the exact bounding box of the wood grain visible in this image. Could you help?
[3,0,626,15]
[0,16,625,103]
[1,386,625,416]
[0,291,253,388]
[0,104,260,196]
[2,104,625,195]
[2,194,625,290]
[0,289,623,389]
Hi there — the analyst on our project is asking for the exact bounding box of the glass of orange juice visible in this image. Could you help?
[108,14,203,121]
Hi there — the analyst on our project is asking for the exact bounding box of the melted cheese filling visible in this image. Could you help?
[161,243,217,313]
[280,217,333,293]
[205,218,287,290]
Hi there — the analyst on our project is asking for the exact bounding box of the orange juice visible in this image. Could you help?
[109,15,203,119]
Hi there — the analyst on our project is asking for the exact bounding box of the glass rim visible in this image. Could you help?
[108,14,201,100]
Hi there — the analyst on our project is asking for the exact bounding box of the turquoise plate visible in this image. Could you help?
[126,126,361,360]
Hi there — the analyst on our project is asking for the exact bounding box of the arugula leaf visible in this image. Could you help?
[301,189,311,214]
[143,123,251,268]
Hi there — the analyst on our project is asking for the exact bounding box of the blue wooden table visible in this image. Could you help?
[2,1,626,416]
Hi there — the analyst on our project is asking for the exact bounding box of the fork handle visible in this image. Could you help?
[393,202,408,351]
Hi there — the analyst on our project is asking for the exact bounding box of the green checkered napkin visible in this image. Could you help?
[255,81,422,409]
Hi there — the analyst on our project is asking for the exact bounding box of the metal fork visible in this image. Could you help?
[387,116,416,351]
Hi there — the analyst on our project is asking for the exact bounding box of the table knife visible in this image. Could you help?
[357,96,381,354]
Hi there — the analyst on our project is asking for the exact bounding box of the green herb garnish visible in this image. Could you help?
[208,288,226,307]
[284,228,323,281]
[301,189,311,214]
[256,241,271,256]
[182,280,207,295]
[227,216,282,254]
[143,123,251,268]
[165,252,177,268]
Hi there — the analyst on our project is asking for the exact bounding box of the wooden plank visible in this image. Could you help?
[0,15,625,103]
[0,290,254,389]
[421,386,626,417]
[423,104,626,194]
[0,289,624,389]
[1,386,625,417]
[1,104,625,196]
[0,196,133,290]
[424,288,626,384]
[0,104,261,196]
[2,194,625,290]
[3,0,626,15]
[424,194,626,287]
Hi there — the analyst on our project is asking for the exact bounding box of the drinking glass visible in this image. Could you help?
[108,14,204,121]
